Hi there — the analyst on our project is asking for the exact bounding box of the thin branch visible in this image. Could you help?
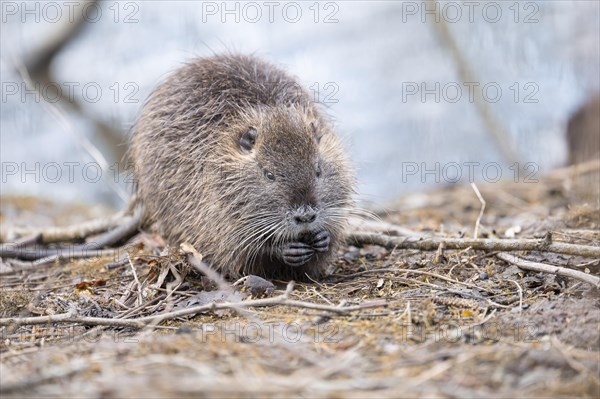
[13,234,42,247]
[127,254,144,307]
[0,249,122,275]
[547,159,600,180]
[0,290,387,328]
[180,242,233,294]
[0,208,141,262]
[507,279,524,313]
[428,0,520,165]
[348,232,600,258]
[470,182,486,239]
[0,210,127,243]
[88,207,142,247]
[497,253,600,289]
[11,50,128,203]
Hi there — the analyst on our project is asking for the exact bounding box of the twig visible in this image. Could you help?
[13,234,43,247]
[433,241,446,264]
[0,286,386,328]
[507,279,523,314]
[127,254,144,307]
[180,243,233,294]
[179,242,256,323]
[497,253,600,289]
[0,210,127,244]
[87,206,142,247]
[11,45,128,203]
[348,232,600,258]
[0,249,122,275]
[428,0,520,166]
[470,183,486,239]
[547,159,600,180]
[0,209,141,262]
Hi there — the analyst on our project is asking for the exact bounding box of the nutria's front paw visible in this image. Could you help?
[282,242,314,267]
[311,230,330,253]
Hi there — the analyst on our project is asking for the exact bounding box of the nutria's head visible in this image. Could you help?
[213,105,354,279]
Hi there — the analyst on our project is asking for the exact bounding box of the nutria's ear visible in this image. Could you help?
[240,127,257,153]
[310,122,322,143]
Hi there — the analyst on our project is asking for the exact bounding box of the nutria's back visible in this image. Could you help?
[130,54,354,280]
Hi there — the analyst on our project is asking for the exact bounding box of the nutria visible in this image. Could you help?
[129,54,354,280]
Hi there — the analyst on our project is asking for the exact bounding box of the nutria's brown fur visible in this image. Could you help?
[130,54,354,280]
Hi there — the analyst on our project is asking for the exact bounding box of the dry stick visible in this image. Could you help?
[89,207,142,247]
[546,159,600,180]
[0,249,121,276]
[0,210,126,244]
[470,182,486,239]
[180,243,234,294]
[497,253,600,289]
[347,232,600,258]
[13,233,42,247]
[0,289,386,328]
[507,279,524,313]
[433,241,446,264]
[127,254,144,307]
[428,0,520,166]
[13,53,128,203]
[179,242,254,320]
[0,208,141,263]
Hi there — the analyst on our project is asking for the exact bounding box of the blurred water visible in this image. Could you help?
[1,1,598,208]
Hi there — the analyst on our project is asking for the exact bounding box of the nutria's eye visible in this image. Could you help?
[240,127,257,153]
[316,163,322,178]
[264,170,275,181]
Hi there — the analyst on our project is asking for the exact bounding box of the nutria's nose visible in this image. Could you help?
[294,207,317,224]
[295,213,316,224]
